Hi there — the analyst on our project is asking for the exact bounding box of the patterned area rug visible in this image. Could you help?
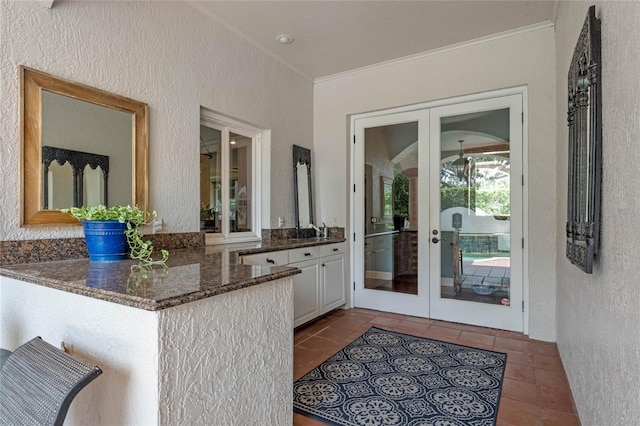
[293,327,506,426]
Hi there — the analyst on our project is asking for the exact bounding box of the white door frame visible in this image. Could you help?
[352,110,430,318]
[349,86,529,334]
[428,94,524,332]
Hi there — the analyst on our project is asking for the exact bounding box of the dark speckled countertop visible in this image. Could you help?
[0,237,345,311]
[233,236,346,256]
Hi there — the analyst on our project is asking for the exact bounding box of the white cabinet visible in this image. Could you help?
[290,259,320,326]
[321,255,345,312]
[364,233,394,280]
[240,242,345,327]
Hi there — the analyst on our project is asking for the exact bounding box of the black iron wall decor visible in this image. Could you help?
[293,144,314,238]
[566,5,602,273]
[42,145,110,209]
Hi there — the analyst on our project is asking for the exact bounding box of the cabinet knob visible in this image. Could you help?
[266,258,275,264]
[322,263,325,267]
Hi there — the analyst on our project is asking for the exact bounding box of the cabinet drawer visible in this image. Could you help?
[289,246,319,264]
[319,243,345,257]
[373,235,391,249]
[241,251,288,266]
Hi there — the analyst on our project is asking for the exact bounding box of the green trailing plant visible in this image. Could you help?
[126,263,168,293]
[200,204,214,221]
[62,205,169,265]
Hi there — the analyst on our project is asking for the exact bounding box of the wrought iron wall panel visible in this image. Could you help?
[566,5,602,273]
[42,146,110,209]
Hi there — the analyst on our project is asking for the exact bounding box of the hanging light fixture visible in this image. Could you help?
[200,136,212,159]
[452,139,469,181]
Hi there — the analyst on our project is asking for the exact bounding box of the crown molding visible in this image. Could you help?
[315,21,554,84]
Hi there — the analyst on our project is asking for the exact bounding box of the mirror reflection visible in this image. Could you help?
[296,163,311,228]
[42,145,110,210]
[41,91,130,210]
[21,66,148,226]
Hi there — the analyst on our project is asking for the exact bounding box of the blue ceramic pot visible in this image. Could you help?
[82,220,129,262]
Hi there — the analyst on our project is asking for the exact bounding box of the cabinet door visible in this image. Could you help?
[321,255,345,313]
[292,260,320,328]
[364,239,375,276]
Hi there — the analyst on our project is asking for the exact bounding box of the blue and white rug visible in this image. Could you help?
[293,326,506,426]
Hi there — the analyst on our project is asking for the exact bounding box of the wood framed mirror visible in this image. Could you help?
[20,66,148,226]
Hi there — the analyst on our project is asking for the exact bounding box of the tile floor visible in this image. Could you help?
[293,308,580,426]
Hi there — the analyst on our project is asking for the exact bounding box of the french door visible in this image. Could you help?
[428,95,523,331]
[353,110,430,318]
[352,91,524,332]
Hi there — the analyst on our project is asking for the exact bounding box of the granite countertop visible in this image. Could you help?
[0,247,299,311]
[0,237,345,311]
[233,236,346,256]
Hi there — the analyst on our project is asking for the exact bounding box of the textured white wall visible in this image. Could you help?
[0,275,293,424]
[0,276,160,425]
[555,2,640,424]
[314,27,557,340]
[0,1,312,239]
[158,278,293,425]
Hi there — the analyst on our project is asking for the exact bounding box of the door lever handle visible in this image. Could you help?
[431,237,440,244]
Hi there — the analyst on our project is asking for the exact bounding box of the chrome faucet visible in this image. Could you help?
[308,223,328,238]
[308,223,321,238]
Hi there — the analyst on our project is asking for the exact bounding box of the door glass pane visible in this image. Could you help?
[363,122,418,295]
[229,132,253,233]
[200,125,221,234]
[439,109,511,306]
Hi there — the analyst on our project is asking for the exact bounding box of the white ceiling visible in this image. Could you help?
[191,0,558,80]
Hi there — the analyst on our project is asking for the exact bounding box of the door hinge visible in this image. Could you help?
[522,238,524,249]
[353,233,356,242]
[521,112,524,123]
[522,174,524,186]
[522,300,525,312]
[354,184,356,193]
[353,135,356,144]
[353,281,356,291]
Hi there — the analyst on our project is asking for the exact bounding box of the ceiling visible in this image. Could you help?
[191,0,558,80]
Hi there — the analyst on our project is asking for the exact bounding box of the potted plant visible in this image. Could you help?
[393,171,410,231]
[200,204,215,229]
[63,205,168,264]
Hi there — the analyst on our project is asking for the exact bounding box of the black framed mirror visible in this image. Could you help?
[293,145,314,238]
[566,5,602,273]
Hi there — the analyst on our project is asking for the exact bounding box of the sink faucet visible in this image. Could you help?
[308,223,328,238]
[308,223,321,238]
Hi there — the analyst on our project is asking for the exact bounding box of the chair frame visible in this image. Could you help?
[0,336,102,426]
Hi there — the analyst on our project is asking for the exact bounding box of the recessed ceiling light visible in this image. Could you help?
[276,34,294,45]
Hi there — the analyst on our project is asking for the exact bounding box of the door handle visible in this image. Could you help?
[266,258,275,264]
[431,237,440,244]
